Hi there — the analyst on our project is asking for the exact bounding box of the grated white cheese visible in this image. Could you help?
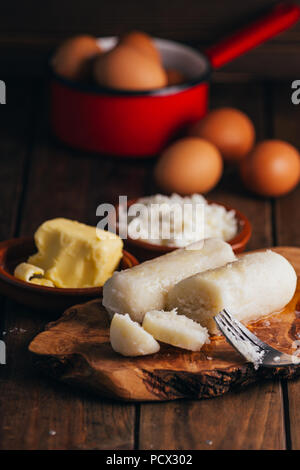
[123,193,238,247]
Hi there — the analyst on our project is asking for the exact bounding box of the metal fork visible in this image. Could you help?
[214,309,300,368]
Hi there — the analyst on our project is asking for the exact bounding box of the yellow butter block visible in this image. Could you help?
[28,218,123,288]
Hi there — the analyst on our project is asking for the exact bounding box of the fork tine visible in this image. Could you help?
[221,310,259,343]
[215,309,299,368]
[214,312,254,347]
[215,310,266,366]
[215,312,262,359]
[217,310,260,347]
[222,310,271,349]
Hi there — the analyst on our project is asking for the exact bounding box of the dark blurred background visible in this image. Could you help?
[1,0,300,80]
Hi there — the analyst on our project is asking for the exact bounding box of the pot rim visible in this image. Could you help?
[50,36,212,97]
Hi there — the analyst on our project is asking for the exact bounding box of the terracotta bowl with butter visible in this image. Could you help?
[116,199,252,261]
[0,237,138,312]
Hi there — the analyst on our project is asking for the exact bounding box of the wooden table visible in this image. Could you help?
[0,76,300,450]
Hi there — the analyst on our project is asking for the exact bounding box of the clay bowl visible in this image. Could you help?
[0,237,138,312]
[116,198,252,261]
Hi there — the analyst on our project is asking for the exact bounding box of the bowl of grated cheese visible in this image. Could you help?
[116,193,251,260]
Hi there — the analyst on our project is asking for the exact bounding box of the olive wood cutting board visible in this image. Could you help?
[29,246,300,401]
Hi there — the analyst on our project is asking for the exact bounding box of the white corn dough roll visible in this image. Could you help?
[143,309,210,352]
[167,250,297,335]
[110,313,160,357]
[103,238,236,322]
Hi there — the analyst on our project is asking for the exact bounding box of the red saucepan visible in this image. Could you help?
[51,2,300,157]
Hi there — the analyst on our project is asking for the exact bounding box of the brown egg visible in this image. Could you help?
[189,107,255,162]
[240,140,300,197]
[154,137,223,195]
[93,44,167,91]
[52,35,102,81]
[119,31,161,63]
[166,68,186,86]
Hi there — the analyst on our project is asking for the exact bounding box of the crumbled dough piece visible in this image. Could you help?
[110,313,160,357]
[143,308,209,351]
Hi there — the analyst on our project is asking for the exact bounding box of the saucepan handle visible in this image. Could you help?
[205,2,300,69]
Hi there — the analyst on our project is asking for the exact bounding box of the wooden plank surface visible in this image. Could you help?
[0,77,37,342]
[0,82,137,450]
[0,79,39,447]
[139,82,285,450]
[0,78,299,450]
[139,382,284,450]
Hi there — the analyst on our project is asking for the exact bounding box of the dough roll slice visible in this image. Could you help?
[110,314,160,357]
[102,238,236,322]
[142,309,210,352]
[14,262,44,282]
[167,250,297,334]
